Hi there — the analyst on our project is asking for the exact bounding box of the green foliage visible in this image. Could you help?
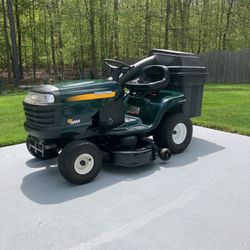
[0,0,250,77]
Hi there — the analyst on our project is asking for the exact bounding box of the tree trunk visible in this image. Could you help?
[99,0,106,64]
[222,0,234,50]
[201,0,209,51]
[172,1,178,50]
[179,0,191,51]
[43,5,51,74]
[57,30,64,79]
[54,0,64,79]
[23,33,28,72]
[6,0,20,85]
[90,0,97,77]
[14,0,23,79]
[85,0,97,77]
[164,0,171,49]
[144,0,151,54]
[1,0,12,83]
[113,0,119,57]
[48,2,57,78]
[30,0,37,80]
[218,0,224,50]
[215,0,220,50]
[77,0,85,70]
[158,0,164,48]
[79,27,84,72]
[178,0,185,50]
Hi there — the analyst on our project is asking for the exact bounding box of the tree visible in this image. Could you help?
[47,1,57,78]
[1,0,12,83]
[6,0,20,85]
[42,4,51,74]
[0,0,250,82]
[164,0,171,49]
[14,0,23,79]
[85,0,97,77]
[29,0,37,80]
[98,0,107,67]
[76,0,85,71]
[172,0,178,50]
[54,0,64,79]
[144,0,151,53]
[113,0,119,57]
[178,0,191,51]
[222,0,235,50]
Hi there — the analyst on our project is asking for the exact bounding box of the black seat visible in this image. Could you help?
[126,65,169,92]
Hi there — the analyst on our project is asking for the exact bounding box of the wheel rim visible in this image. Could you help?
[172,123,187,145]
[74,153,94,175]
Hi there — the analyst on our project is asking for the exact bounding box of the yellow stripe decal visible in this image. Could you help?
[66,92,116,102]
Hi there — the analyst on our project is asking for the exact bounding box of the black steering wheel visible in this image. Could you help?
[104,59,131,82]
[104,59,131,70]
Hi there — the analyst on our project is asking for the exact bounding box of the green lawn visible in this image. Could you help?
[0,83,249,147]
[193,83,250,136]
[0,93,26,147]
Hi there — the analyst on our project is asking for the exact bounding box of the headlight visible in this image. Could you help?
[24,92,55,105]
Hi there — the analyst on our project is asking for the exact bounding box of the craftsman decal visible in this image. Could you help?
[66,91,116,102]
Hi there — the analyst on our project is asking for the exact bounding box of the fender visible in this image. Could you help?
[125,90,186,132]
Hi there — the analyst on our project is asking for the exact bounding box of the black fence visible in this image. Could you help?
[199,49,250,84]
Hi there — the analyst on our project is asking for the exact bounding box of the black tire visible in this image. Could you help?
[58,140,103,185]
[154,113,193,154]
[26,136,58,160]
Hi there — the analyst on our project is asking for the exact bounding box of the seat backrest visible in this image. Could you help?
[138,65,166,83]
[126,65,169,93]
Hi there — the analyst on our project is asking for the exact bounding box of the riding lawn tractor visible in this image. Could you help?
[23,49,207,184]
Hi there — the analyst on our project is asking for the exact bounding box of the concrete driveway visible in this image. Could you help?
[0,126,249,250]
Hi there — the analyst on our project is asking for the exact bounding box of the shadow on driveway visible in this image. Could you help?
[21,137,225,204]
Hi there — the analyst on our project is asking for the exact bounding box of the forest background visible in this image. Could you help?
[0,0,250,85]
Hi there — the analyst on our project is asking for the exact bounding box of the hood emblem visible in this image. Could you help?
[67,118,81,125]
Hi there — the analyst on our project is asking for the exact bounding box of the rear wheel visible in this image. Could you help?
[26,136,58,160]
[154,113,193,154]
[58,140,102,185]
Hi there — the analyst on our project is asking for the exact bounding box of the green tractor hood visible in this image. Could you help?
[24,79,123,139]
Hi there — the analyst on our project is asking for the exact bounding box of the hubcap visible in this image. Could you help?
[74,153,94,175]
[172,123,187,145]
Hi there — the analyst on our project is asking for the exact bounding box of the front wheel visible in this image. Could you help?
[58,140,103,185]
[154,113,193,154]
